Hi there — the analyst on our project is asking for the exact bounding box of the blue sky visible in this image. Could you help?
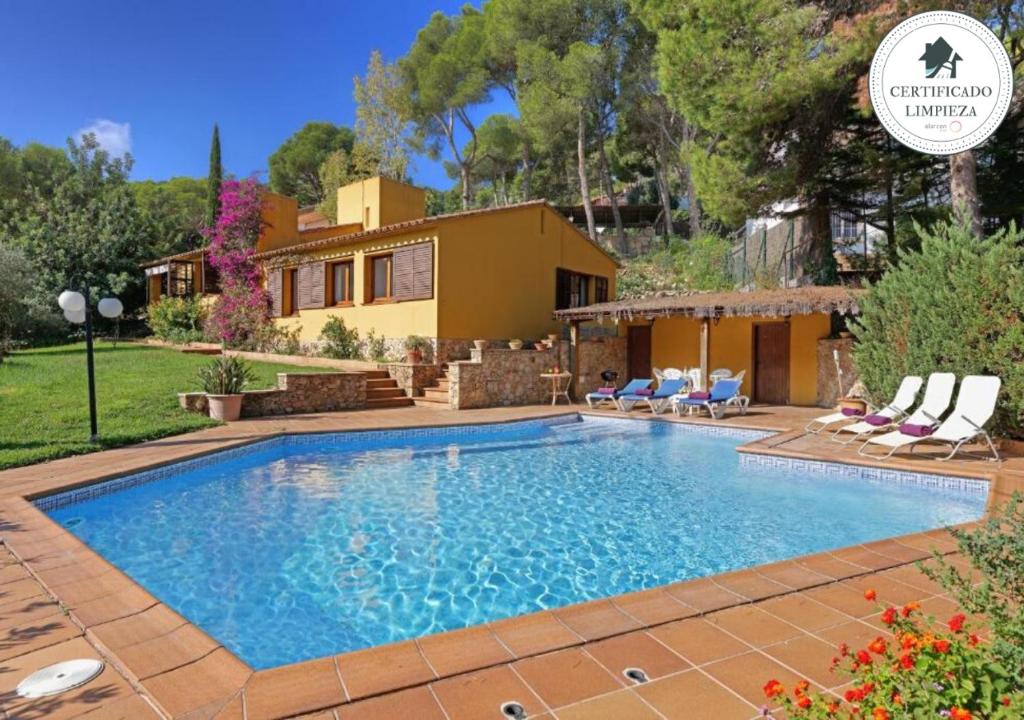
[0,1,514,190]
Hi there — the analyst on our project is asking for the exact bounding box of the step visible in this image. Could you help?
[422,388,450,402]
[365,397,415,409]
[367,388,407,400]
[414,397,451,407]
[181,347,222,355]
[366,378,399,389]
[364,370,391,380]
[430,380,450,392]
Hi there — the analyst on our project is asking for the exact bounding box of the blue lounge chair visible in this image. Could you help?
[671,379,748,419]
[585,378,652,409]
[617,378,689,413]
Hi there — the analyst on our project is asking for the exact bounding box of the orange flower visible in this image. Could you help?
[950,708,972,720]
[948,613,967,632]
[873,708,890,720]
[881,607,897,625]
[795,679,810,695]
[827,702,840,714]
[797,695,812,709]
[933,639,951,654]
[900,632,918,650]
[900,601,920,617]
[892,692,903,705]
[864,588,877,601]
[763,679,785,699]
[868,637,887,654]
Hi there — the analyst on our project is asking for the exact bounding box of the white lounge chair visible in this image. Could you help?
[837,373,953,445]
[805,375,922,434]
[858,375,1001,461]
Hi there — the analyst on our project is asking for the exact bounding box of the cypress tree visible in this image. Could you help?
[206,124,222,228]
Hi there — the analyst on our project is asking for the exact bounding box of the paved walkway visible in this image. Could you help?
[0,403,1016,719]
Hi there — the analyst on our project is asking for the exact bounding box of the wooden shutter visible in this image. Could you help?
[555,269,571,310]
[297,262,326,309]
[267,268,283,317]
[411,242,433,300]
[392,247,415,300]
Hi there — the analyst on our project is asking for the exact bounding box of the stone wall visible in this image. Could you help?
[178,372,366,418]
[577,337,627,394]
[449,344,570,409]
[816,337,858,408]
[387,362,441,397]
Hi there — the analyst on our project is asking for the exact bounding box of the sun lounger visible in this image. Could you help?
[671,378,746,419]
[835,373,952,444]
[805,375,922,434]
[585,378,652,409]
[617,378,688,413]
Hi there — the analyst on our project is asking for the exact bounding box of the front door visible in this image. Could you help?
[627,325,652,380]
[753,322,790,404]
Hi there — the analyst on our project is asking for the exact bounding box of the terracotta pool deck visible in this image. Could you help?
[0,403,1020,720]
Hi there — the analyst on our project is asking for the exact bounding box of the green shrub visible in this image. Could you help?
[852,218,1024,438]
[319,316,360,359]
[920,492,1024,680]
[147,297,207,344]
[252,323,302,355]
[195,355,255,395]
[364,329,387,362]
[674,234,735,291]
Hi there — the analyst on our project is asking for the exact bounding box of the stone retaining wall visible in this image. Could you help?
[577,337,627,394]
[449,344,570,409]
[387,363,441,397]
[816,337,858,408]
[178,372,366,418]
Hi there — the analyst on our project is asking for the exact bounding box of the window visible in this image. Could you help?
[595,276,609,304]
[329,261,354,305]
[368,253,393,302]
[284,268,298,315]
[555,268,592,310]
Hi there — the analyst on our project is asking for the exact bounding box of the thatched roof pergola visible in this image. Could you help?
[554,286,865,323]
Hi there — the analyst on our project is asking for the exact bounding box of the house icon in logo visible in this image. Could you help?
[919,36,962,78]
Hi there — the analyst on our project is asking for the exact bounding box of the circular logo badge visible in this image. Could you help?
[869,11,1013,155]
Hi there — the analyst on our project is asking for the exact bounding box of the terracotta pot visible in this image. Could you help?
[406,349,423,364]
[534,342,547,351]
[207,394,243,421]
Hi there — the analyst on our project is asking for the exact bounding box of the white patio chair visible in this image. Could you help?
[805,375,922,434]
[835,373,950,444]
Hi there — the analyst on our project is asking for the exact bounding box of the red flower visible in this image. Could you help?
[856,649,872,665]
[868,637,887,654]
[839,642,850,656]
[950,708,972,720]
[898,652,915,670]
[763,679,785,699]
[881,607,897,625]
[827,702,840,714]
[969,634,980,647]
[933,639,951,654]
[1003,696,1012,706]
[797,696,812,709]
[864,588,877,601]
[948,613,967,632]
[795,679,810,695]
[845,689,858,702]
[900,601,920,617]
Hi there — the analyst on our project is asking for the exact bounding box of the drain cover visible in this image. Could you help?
[17,659,104,698]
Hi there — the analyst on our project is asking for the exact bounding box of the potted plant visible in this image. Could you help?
[533,341,547,351]
[473,339,487,351]
[196,355,255,421]
[404,335,429,364]
[509,339,523,350]
[547,333,560,345]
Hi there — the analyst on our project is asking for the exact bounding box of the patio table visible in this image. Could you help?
[540,372,573,406]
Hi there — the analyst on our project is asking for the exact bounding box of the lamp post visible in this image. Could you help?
[58,289,123,443]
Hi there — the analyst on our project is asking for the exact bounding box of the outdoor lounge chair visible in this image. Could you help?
[585,378,652,409]
[805,375,922,435]
[671,378,747,419]
[617,378,688,413]
[858,375,1001,461]
[836,373,952,445]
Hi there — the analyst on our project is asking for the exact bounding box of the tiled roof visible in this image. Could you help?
[553,285,865,321]
[140,248,205,268]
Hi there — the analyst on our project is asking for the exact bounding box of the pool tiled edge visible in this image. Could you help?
[0,403,1014,720]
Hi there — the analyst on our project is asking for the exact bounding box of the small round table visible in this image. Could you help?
[540,372,573,406]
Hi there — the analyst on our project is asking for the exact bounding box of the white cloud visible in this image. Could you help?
[76,119,132,157]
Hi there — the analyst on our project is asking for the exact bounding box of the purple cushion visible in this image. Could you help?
[635,388,654,397]
[841,407,865,417]
[899,423,934,437]
[597,387,616,395]
[688,391,711,400]
[864,414,890,427]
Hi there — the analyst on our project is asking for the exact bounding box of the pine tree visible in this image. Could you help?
[206,124,222,228]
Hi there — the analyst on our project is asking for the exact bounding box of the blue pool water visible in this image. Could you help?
[46,416,985,669]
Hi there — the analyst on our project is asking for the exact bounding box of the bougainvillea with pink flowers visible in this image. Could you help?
[203,177,271,347]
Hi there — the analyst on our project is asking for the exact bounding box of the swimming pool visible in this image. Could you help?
[43,415,986,669]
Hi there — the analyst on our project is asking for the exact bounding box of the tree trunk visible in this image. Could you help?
[799,195,836,285]
[577,109,597,242]
[687,172,700,239]
[654,152,673,244]
[596,135,626,252]
[520,144,532,201]
[950,150,982,237]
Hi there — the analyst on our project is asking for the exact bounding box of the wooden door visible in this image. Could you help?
[627,325,653,380]
[753,323,790,405]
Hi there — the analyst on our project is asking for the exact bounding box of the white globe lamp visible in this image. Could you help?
[97,298,123,319]
[63,308,86,325]
[58,290,85,313]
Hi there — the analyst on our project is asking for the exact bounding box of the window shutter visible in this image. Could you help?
[392,246,416,300]
[555,269,571,310]
[267,268,283,317]
[297,262,326,309]
[411,242,433,300]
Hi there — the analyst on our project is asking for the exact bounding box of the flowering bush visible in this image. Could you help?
[146,296,207,344]
[203,178,272,348]
[763,592,1024,718]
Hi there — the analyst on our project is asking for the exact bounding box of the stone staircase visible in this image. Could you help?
[365,370,415,409]
[415,364,452,408]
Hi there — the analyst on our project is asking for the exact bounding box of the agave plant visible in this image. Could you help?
[196,355,256,395]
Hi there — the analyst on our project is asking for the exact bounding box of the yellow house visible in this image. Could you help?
[144,176,619,363]
[555,286,864,406]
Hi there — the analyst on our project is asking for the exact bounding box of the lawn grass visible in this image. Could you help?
[0,342,331,470]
